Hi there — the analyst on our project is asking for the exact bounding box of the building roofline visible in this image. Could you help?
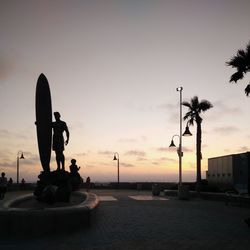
[208,151,250,160]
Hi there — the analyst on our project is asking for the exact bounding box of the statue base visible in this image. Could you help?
[34,170,78,204]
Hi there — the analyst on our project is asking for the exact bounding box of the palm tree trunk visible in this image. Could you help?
[196,122,202,193]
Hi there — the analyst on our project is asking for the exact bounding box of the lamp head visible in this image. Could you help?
[113,155,118,161]
[169,139,176,147]
[183,125,192,136]
[176,87,183,92]
[20,153,25,159]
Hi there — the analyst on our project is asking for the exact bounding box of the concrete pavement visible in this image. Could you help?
[0,189,250,250]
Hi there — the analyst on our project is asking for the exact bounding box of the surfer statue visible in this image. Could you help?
[52,112,69,171]
[35,74,82,203]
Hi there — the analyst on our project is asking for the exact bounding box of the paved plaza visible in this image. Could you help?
[0,189,250,250]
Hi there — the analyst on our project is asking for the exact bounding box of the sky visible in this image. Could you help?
[0,0,250,183]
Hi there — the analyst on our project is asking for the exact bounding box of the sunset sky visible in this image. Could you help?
[1,0,250,183]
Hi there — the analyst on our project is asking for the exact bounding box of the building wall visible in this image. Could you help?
[207,152,250,192]
[233,153,249,191]
[207,155,233,185]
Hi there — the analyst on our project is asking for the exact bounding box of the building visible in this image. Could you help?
[207,152,250,192]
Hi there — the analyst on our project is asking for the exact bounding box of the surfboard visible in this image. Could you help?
[35,73,52,172]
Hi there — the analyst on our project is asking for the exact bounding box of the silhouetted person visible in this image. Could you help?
[0,172,8,199]
[86,176,91,192]
[69,159,80,175]
[21,178,26,190]
[8,177,13,190]
[52,112,69,171]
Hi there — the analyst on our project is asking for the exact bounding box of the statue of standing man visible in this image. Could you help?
[52,112,69,171]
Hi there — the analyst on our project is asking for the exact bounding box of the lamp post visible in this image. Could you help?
[169,86,192,199]
[113,152,120,188]
[17,151,25,184]
[169,126,192,186]
[177,87,183,186]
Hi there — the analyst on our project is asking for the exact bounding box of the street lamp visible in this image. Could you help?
[177,86,183,186]
[17,151,25,184]
[169,135,183,185]
[169,127,192,185]
[113,152,120,188]
[169,87,192,199]
[183,124,192,137]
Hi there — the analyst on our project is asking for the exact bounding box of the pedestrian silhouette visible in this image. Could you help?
[0,172,8,199]
[86,176,91,192]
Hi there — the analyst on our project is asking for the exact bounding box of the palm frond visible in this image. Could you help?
[227,48,248,71]
[191,96,199,109]
[238,49,247,58]
[189,118,195,126]
[245,41,250,59]
[183,111,194,121]
[245,84,250,96]
[183,96,212,123]
[185,117,194,126]
[246,42,250,54]
[229,71,244,83]
[246,42,250,63]
[199,100,213,112]
[182,101,192,109]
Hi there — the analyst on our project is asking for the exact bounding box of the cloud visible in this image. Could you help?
[157,147,168,152]
[0,129,31,140]
[24,155,40,166]
[158,103,178,110]
[0,129,11,138]
[150,157,178,166]
[152,162,159,165]
[0,149,12,159]
[182,146,193,153]
[223,147,249,154]
[237,146,249,152]
[0,161,16,168]
[118,136,147,143]
[213,101,242,115]
[157,147,169,152]
[158,103,179,124]
[212,126,240,135]
[98,150,114,155]
[157,146,193,153]
[158,105,178,123]
[0,151,41,169]
[121,163,135,168]
[207,101,242,122]
[136,157,148,161]
[158,157,177,163]
[118,138,137,143]
[74,152,87,157]
[124,150,146,157]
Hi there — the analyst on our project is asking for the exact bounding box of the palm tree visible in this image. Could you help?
[182,96,213,193]
[226,41,250,96]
